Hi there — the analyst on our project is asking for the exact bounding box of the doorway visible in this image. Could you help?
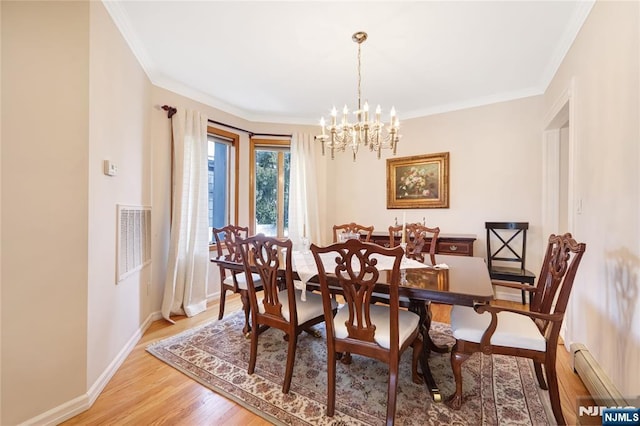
[542,79,576,240]
[542,78,578,347]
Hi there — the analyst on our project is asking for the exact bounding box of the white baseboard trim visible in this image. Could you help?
[20,310,162,426]
[207,290,221,304]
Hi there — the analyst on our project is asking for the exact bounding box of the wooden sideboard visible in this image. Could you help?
[369,232,477,257]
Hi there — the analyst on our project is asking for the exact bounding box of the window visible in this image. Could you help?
[250,139,290,237]
[208,127,239,243]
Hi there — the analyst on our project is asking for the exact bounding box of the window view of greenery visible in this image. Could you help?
[255,149,290,237]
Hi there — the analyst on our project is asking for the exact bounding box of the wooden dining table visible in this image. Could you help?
[210,251,494,402]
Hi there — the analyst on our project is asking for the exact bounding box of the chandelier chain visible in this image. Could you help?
[357,42,362,111]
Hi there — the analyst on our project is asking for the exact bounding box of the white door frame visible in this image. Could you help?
[542,77,578,238]
[542,77,578,348]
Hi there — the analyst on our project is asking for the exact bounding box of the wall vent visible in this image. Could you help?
[117,204,151,282]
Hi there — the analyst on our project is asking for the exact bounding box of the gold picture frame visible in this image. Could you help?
[386,152,450,209]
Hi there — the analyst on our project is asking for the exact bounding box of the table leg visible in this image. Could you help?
[423,302,449,354]
[409,300,448,402]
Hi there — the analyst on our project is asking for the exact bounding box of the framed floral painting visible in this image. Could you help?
[386,152,449,209]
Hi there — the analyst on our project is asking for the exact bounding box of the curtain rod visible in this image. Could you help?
[161,105,292,138]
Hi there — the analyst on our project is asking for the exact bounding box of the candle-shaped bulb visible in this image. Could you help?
[363,102,369,122]
[320,117,326,135]
[331,106,337,126]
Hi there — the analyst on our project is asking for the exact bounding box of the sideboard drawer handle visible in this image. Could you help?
[449,245,458,251]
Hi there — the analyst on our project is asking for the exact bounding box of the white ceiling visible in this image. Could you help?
[104,1,594,125]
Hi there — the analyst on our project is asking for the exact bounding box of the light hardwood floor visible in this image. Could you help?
[62,296,592,425]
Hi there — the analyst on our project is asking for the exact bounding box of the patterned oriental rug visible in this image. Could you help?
[147,310,553,425]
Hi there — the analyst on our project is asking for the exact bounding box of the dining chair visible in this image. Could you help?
[485,222,536,304]
[445,233,586,425]
[311,239,423,426]
[212,225,261,331]
[388,223,440,264]
[332,222,374,242]
[387,223,445,355]
[237,234,337,394]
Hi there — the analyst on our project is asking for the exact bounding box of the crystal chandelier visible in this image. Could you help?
[317,31,400,161]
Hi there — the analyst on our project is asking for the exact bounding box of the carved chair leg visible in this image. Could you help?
[247,328,259,375]
[326,350,337,417]
[445,346,470,410]
[218,288,227,320]
[240,290,251,335]
[282,332,297,394]
[545,358,565,425]
[411,336,424,384]
[533,361,548,390]
[386,362,399,426]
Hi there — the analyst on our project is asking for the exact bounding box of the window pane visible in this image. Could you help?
[209,138,229,241]
[255,150,278,236]
[283,151,290,237]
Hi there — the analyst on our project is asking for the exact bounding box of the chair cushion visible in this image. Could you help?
[222,272,261,290]
[258,289,336,324]
[450,305,546,352]
[333,304,420,350]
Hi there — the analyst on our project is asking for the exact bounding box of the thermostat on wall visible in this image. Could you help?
[104,160,118,176]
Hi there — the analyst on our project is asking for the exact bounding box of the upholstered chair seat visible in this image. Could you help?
[450,305,546,352]
[333,304,420,350]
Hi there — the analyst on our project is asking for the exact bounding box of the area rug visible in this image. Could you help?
[147,311,553,425]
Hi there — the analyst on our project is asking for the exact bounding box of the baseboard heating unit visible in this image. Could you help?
[572,343,626,404]
[571,343,630,425]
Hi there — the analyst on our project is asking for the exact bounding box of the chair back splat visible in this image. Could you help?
[485,221,536,304]
[533,233,586,341]
[332,222,374,242]
[389,223,440,263]
[311,239,423,426]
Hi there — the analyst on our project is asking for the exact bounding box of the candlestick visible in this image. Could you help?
[401,212,406,244]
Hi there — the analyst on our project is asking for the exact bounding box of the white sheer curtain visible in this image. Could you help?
[289,133,321,249]
[161,108,210,322]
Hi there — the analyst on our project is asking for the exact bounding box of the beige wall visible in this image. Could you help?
[544,0,640,397]
[87,2,152,388]
[327,96,546,275]
[1,2,90,424]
